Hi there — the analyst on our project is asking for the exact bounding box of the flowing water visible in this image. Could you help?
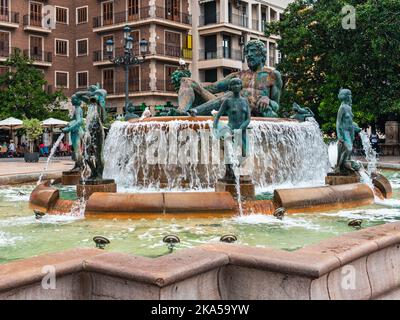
[37,133,65,185]
[1,170,400,264]
[359,131,378,175]
[103,119,330,190]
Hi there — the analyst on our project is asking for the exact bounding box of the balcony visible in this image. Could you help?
[199,13,220,27]
[0,12,19,28]
[199,47,242,61]
[23,49,52,66]
[229,13,248,28]
[93,45,150,64]
[93,6,191,31]
[155,43,192,60]
[198,47,242,70]
[252,19,259,31]
[103,79,151,95]
[23,14,51,33]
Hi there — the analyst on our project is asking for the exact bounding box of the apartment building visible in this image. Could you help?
[192,0,284,83]
[0,0,286,114]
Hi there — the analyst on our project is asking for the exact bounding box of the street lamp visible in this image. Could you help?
[106,26,149,111]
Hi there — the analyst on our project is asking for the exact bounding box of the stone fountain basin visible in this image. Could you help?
[29,182,383,218]
[1,221,400,300]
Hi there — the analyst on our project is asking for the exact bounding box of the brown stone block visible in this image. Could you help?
[298,235,378,266]
[29,183,60,211]
[242,200,274,215]
[219,265,311,300]
[367,245,400,298]
[215,182,255,201]
[77,181,117,199]
[200,243,340,278]
[327,257,372,300]
[164,192,236,213]
[86,192,164,214]
[0,248,102,294]
[372,173,393,199]
[325,174,360,186]
[61,171,82,186]
[274,183,374,213]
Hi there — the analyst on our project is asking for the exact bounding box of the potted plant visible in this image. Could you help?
[22,118,43,163]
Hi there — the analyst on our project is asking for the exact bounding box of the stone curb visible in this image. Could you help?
[0,171,63,185]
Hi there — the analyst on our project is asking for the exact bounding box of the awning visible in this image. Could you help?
[0,117,23,130]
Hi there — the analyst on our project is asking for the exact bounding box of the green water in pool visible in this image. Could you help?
[1,171,400,264]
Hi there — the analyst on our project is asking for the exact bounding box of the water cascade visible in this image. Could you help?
[103,118,330,190]
[37,133,65,185]
[359,131,378,176]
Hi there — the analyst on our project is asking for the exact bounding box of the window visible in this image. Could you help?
[269,42,276,67]
[55,39,68,56]
[128,0,139,20]
[165,0,180,22]
[30,2,42,27]
[165,31,181,57]
[102,1,113,26]
[0,0,9,20]
[76,39,88,56]
[103,69,114,94]
[76,6,88,24]
[0,66,8,75]
[56,7,68,24]
[76,71,88,88]
[165,65,178,91]
[0,31,9,57]
[128,66,139,91]
[55,71,69,88]
[30,35,42,58]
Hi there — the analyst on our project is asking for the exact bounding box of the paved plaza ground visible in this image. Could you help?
[0,157,74,184]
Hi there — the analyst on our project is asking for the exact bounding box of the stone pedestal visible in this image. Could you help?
[325,173,360,186]
[77,179,117,200]
[215,175,255,201]
[61,171,82,186]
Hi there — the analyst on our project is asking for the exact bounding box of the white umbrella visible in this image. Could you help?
[0,117,23,130]
[41,118,68,145]
[0,117,23,142]
[41,118,68,128]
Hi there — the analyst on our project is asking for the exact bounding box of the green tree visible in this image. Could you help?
[266,0,400,132]
[22,118,43,153]
[0,49,67,121]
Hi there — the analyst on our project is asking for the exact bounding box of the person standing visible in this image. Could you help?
[8,140,16,158]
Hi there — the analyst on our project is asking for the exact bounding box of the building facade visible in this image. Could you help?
[0,0,286,114]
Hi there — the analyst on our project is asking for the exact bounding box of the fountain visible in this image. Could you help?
[29,42,391,218]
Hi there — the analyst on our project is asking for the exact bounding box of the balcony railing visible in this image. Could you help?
[0,11,19,24]
[252,19,259,31]
[93,6,191,28]
[155,79,175,92]
[93,45,147,62]
[103,79,152,95]
[23,49,52,63]
[23,14,44,27]
[229,13,248,28]
[199,13,220,26]
[155,43,192,59]
[199,47,242,61]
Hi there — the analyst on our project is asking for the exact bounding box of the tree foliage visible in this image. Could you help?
[266,0,400,132]
[22,118,43,152]
[0,49,68,121]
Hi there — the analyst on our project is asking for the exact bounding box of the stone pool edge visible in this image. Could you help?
[1,221,400,300]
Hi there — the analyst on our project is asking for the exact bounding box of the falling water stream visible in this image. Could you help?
[37,133,65,185]
[103,119,330,190]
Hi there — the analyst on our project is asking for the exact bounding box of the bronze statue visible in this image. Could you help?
[290,102,314,122]
[213,78,251,182]
[74,84,108,181]
[335,89,362,174]
[124,102,139,120]
[62,94,84,172]
[178,40,283,117]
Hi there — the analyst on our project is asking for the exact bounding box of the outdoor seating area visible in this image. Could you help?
[0,117,71,159]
